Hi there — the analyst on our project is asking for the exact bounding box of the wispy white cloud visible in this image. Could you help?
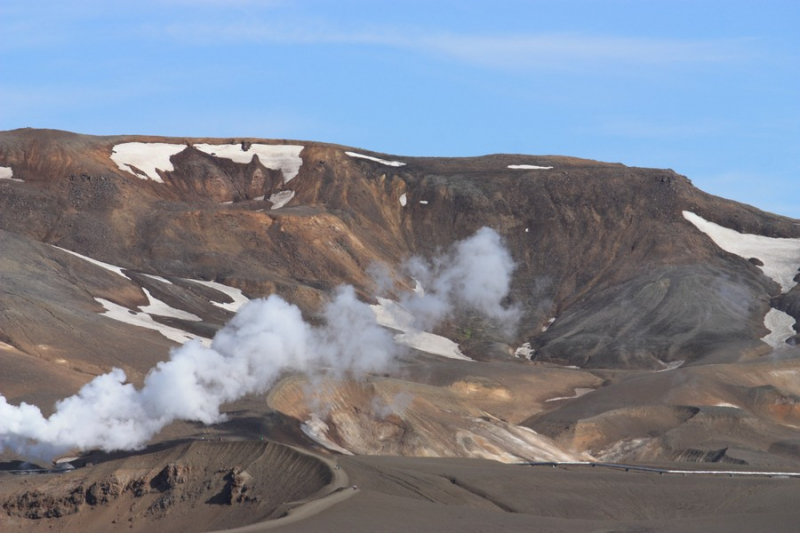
[156,20,755,71]
[414,33,752,69]
[157,21,388,46]
[1,0,759,71]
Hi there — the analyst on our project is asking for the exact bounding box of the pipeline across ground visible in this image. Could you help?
[518,461,800,478]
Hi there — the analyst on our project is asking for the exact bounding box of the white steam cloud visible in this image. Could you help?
[402,227,519,330]
[0,228,515,459]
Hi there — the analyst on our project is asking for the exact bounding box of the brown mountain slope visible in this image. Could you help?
[2,128,800,531]
[2,128,797,370]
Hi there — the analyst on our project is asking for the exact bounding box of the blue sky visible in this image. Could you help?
[2,0,798,217]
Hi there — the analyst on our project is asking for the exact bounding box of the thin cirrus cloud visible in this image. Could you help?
[416,33,753,69]
[158,20,754,71]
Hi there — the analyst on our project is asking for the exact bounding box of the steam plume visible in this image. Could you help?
[402,226,519,330]
[0,228,515,459]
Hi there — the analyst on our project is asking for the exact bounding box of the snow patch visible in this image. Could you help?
[394,331,470,360]
[345,151,406,167]
[54,246,127,278]
[143,274,172,285]
[399,193,407,207]
[194,143,304,183]
[95,298,204,345]
[683,211,800,293]
[110,143,186,183]
[762,308,796,349]
[508,164,553,170]
[0,166,22,182]
[514,342,533,359]
[301,414,353,455]
[371,297,471,361]
[657,360,685,372]
[419,200,429,205]
[371,298,414,331]
[55,244,248,327]
[187,279,249,312]
[541,317,556,333]
[268,190,295,210]
[139,288,202,322]
[714,402,741,409]
[54,246,205,342]
[545,388,594,403]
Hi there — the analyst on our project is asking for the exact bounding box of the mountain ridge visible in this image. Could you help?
[3,127,800,530]
[2,128,799,370]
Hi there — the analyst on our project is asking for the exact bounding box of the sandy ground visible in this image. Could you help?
[11,436,800,533]
[264,456,800,533]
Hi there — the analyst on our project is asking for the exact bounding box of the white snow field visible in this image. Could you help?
[111,142,304,184]
[97,277,248,344]
[54,246,127,278]
[345,151,406,167]
[399,193,407,207]
[193,143,304,183]
[139,288,202,322]
[268,190,295,210]
[394,331,469,360]
[50,245,244,345]
[110,143,186,183]
[371,298,415,332]
[371,297,471,361]
[508,164,553,170]
[186,279,250,313]
[683,211,800,293]
[0,166,22,181]
[762,308,796,349]
[95,297,204,345]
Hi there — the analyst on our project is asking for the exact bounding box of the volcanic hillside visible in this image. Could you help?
[2,128,800,531]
